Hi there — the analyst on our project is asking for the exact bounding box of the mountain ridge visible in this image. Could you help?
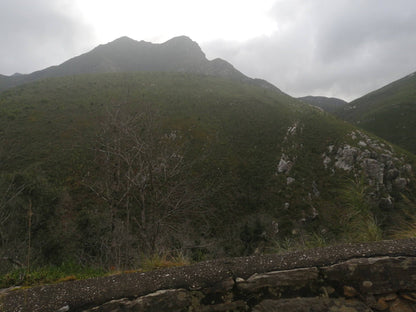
[337,70,416,153]
[1,37,416,277]
[298,96,347,113]
[1,71,415,271]
[0,35,279,92]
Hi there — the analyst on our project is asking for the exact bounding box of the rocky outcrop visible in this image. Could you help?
[276,123,414,228]
[329,131,411,190]
[2,239,416,312]
[319,130,413,213]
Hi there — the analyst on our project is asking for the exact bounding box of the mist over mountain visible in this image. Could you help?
[298,96,347,113]
[338,71,416,153]
[0,36,278,92]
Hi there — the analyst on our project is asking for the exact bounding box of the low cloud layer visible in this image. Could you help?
[202,0,416,101]
[0,0,94,75]
[1,0,416,101]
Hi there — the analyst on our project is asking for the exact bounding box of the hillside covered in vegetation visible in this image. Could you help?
[338,71,416,153]
[298,96,347,114]
[1,72,415,275]
[0,38,415,283]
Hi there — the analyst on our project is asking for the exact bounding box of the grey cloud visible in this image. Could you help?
[2,0,416,102]
[202,0,416,101]
[0,0,94,75]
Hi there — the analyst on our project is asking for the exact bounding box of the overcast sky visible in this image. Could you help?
[1,0,416,101]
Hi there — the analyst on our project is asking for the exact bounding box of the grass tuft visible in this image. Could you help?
[140,253,190,271]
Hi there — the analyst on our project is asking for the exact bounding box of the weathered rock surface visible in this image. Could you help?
[252,298,372,312]
[237,267,319,293]
[83,289,193,312]
[278,126,414,231]
[322,256,416,295]
[2,239,416,312]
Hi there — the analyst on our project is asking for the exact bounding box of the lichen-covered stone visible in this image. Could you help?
[361,158,385,185]
[286,177,295,185]
[335,145,358,171]
[277,154,293,173]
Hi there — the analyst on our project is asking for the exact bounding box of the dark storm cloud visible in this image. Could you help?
[202,0,416,101]
[0,0,93,75]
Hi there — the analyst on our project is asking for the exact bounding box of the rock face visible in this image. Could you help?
[320,130,412,208]
[253,298,372,312]
[2,239,416,312]
[275,122,414,235]
[330,131,411,188]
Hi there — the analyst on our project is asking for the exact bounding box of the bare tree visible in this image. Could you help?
[0,176,25,249]
[0,131,25,270]
[86,105,202,267]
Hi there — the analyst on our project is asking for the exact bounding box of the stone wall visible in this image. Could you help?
[2,239,416,312]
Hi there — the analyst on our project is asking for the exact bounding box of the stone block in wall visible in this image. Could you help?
[200,277,236,306]
[252,298,372,312]
[321,256,416,295]
[200,300,248,312]
[237,267,319,294]
[82,288,193,312]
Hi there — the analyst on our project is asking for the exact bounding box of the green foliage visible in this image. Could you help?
[140,253,190,272]
[0,72,414,279]
[392,216,416,239]
[239,219,268,255]
[269,232,329,254]
[337,177,383,243]
[299,96,347,113]
[339,72,416,153]
[390,195,416,239]
[0,261,105,288]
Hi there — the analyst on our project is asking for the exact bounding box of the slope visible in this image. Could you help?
[299,96,347,113]
[1,72,415,272]
[338,71,416,153]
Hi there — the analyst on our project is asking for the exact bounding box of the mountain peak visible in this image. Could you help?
[164,35,194,44]
[112,36,135,43]
[0,36,269,92]
[161,35,205,58]
[101,36,144,49]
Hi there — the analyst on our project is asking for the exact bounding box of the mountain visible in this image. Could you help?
[0,36,278,92]
[338,72,416,153]
[1,72,415,270]
[0,37,415,273]
[298,96,347,113]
